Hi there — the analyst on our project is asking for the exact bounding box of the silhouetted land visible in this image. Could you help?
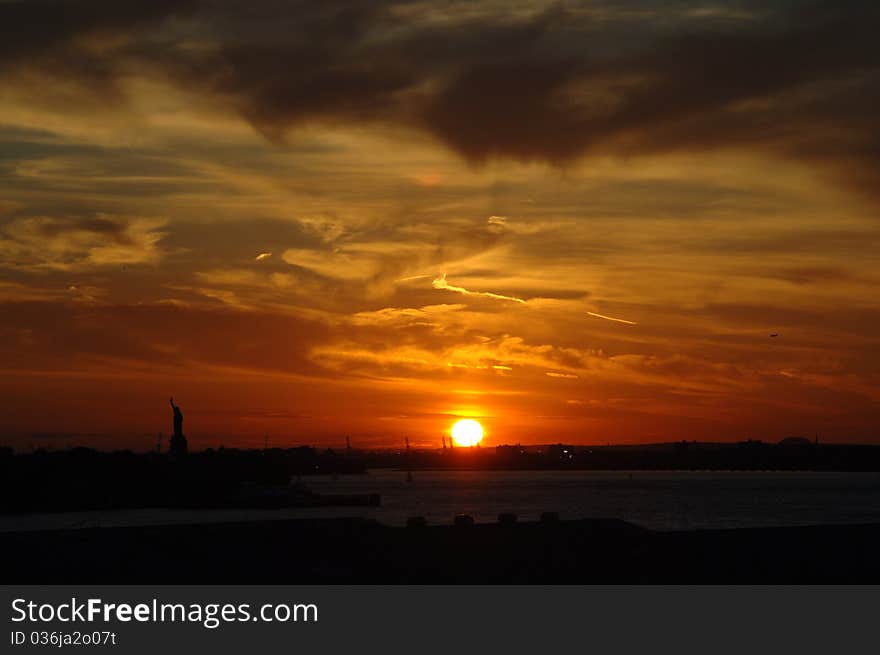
[0,446,370,513]
[3,439,880,513]
[4,517,880,583]
[398,440,880,472]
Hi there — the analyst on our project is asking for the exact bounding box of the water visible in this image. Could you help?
[305,469,880,530]
[3,469,880,532]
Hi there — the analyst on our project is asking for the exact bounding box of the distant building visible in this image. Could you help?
[779,436,813,447]
[547,444,575,461]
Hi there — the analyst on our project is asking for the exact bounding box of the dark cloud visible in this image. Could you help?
[4,1,880,197]
[0,0,196,62]
[0,0,196,107]
[34,217,133,244]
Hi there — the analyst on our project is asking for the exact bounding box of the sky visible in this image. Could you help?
[1,0,878,450]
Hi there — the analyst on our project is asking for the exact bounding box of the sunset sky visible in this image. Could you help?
[1,0,878,449]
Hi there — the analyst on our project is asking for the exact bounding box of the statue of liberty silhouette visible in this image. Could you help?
[168,396,188,458]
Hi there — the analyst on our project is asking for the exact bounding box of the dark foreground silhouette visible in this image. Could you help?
[0,447,371,513]
[3,517,880,583]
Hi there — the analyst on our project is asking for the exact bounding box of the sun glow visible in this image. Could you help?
[451,419,484,447]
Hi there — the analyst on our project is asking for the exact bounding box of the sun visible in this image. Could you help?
[451,419,484,447]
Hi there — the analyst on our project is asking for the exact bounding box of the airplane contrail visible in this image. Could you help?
[587,311,637,325]
[432,273,525,303]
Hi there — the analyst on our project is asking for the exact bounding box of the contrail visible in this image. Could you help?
[432,273,525,303]
[396,274,430,282]
[255,252,272,261]
[587,311,637,325]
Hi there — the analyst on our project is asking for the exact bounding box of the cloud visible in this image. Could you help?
[487,215,508,233]
[0,214,167,272]
[273,215,510,294]
[0,0,196,63]
[349,304,466,328]
[432,272,526,303]
[3,1,879,198]
[311,331,559,378]
[282,247,377,281]
[0,0,198,107]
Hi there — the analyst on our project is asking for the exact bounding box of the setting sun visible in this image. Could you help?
[451,419,484,447]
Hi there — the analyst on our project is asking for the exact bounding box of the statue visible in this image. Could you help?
[168,396,188,458]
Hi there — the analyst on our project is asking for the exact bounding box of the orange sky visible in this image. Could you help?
[1,1,879,449]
